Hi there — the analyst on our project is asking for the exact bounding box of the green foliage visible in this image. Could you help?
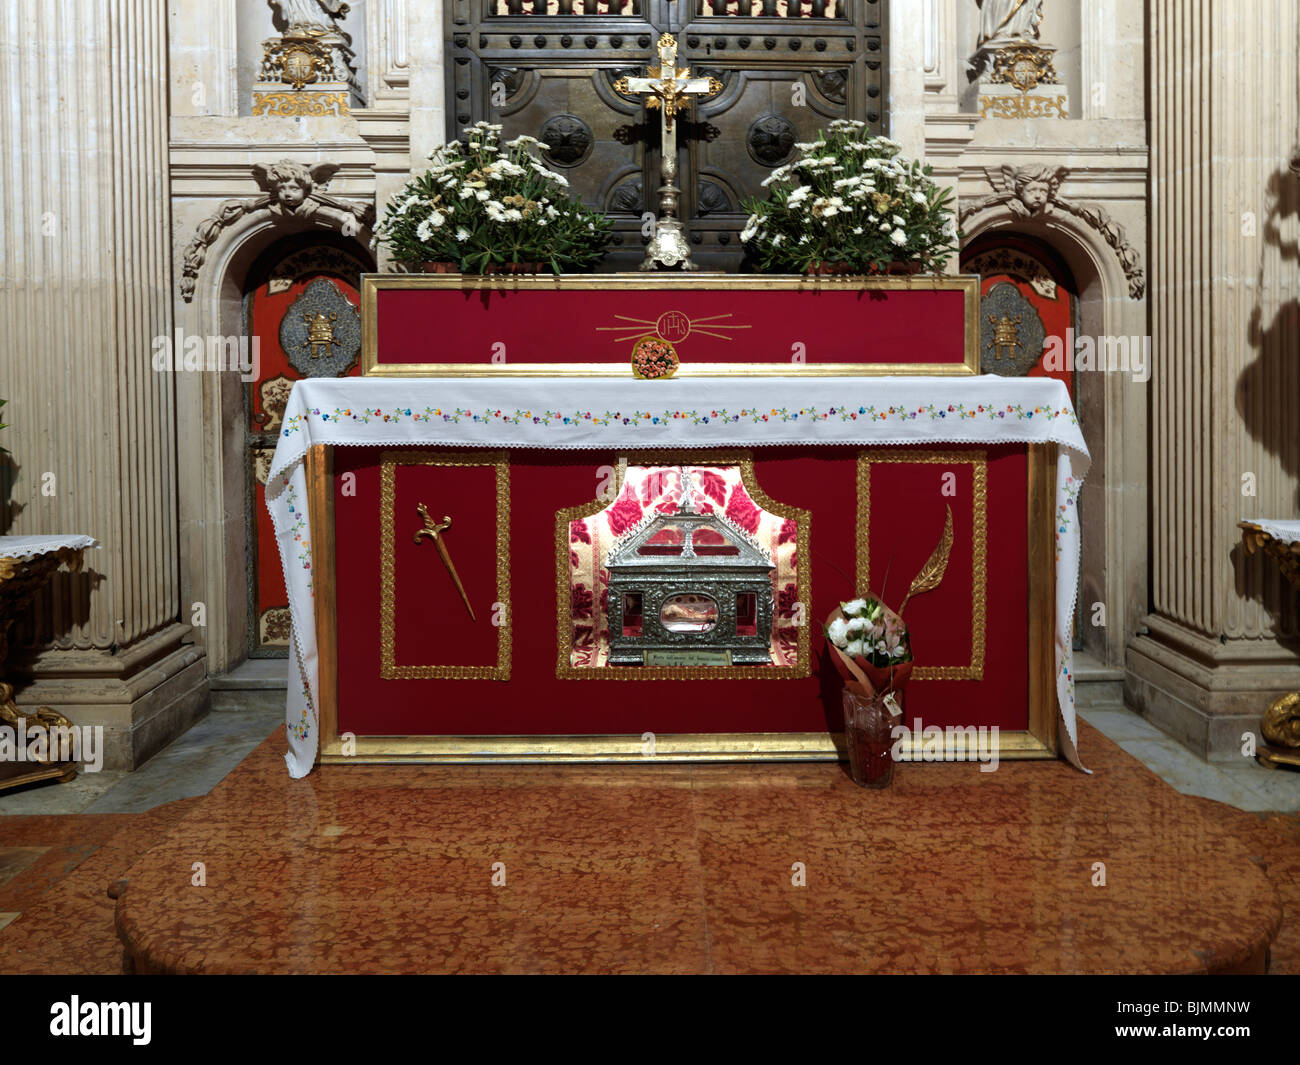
[374,122,613,274]
[740,120,959,274]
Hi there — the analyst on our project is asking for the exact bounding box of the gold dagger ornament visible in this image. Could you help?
[414,503,477,621]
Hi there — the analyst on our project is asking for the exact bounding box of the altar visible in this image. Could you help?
[266,278,1090,777]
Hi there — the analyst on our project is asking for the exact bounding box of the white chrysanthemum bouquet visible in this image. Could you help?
[375,122,612,273]
[827,596,911,665]
[740,120,959,275]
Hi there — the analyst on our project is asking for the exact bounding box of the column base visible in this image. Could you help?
[1126,616,1300,762]
[8,623,210,771]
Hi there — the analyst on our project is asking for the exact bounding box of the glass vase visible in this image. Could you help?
[842,687,897,788]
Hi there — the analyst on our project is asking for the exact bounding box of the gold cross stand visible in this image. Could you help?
[615,34,722,271]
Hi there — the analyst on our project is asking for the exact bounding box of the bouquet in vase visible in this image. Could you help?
[824,504,954,698]
[825,596,913,697]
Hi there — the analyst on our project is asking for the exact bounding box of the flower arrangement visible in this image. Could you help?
[827,596,911,667]
[825,595,914,697]
[375,122,613,274]
[630,337,679,379]
[740,119,959,275]
[828,594,912,787]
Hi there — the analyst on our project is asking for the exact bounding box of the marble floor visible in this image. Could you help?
[1079,707,1300,813]
[0,706,284,816]
[0,668,1296,815]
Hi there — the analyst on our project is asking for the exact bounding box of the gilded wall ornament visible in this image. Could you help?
[990,44,1059,92]
[970,0,1046,78]
[279,278,362,377]
[261,0,361,95]
[979,281,1046,376]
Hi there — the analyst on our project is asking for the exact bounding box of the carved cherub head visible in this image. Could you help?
[253,160,340,214]
[1012,165,1067,215]
[986,164,1068,218]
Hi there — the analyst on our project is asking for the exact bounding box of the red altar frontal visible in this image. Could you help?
[263,273,1083,770]
[313,442,1058,760]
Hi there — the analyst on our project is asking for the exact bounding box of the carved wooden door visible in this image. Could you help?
[446,0,888,269]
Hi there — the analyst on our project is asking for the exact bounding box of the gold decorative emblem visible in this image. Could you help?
[282,44,324,89]
[598,309,750,347]
[978,93,1068,120]
[303,310,338,359]
[989,43,1059,93]
[251,91,350,117]
[987,311,1024,363]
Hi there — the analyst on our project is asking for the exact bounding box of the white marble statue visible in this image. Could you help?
[270,0,351,36]
[975,0,1044,51]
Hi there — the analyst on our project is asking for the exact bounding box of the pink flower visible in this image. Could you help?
[725,490,761,534]
[606,494,644,535]
[571,584,594,619]
[696,469,728,505]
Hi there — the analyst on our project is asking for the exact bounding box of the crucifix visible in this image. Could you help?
[615,34,722,271]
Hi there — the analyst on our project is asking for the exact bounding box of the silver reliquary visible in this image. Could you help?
[605,480,776,667]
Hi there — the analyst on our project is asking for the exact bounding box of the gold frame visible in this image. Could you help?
[311,443,1058,764]
[554,451,812,680]
[856,449,987,681]
[359,273,982,378]
[379,449,511,680]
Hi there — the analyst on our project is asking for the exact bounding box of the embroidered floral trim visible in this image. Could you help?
[1056,475,1081,560]
[284,477,312,595]
[280,402,1079,433]
[292,684,312,743]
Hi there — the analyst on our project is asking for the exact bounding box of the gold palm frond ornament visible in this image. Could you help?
[897,505,954,617]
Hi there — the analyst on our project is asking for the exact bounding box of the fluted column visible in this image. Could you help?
[1128,0,1300,759]
[0,0,207,768]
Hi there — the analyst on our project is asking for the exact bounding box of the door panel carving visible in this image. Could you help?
[446,0,886,269]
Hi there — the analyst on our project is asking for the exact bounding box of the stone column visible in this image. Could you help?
[1127,0,1300,759]
[407,0,447,170]
[0,0,208,768]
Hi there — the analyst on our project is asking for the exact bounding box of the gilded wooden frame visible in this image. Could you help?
[554,450,812,681]
[311,443,1058,764]
[378,449,511,680]
[856,449,988,681]
[359,273,982,378]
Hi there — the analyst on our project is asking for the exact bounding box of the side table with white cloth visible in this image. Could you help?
[0,535,99,791]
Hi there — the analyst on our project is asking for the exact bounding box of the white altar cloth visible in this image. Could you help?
[1243,519,1300,544]
[0,534,98,560]
[267,375,1091,777]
